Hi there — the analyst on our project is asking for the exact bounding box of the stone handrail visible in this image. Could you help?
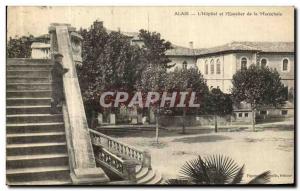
[49,23,109,184]
[89,129,149,165]
[93,146,137,182]
[94,146,125,174]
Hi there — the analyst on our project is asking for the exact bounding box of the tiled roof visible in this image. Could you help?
[232,41,294,53]
[165,45,204,56]
[166,41,294,57]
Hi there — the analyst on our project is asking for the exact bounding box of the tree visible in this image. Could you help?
[167,67,209,134]
[136,29,173,142]
[137,65,168,143]
[166,155,271,185]
[232,65,286,131]
[77,22,148,125]
[138,29,172,68]
[204,88,233,133]
[77,22,173,128]
[7,35,34,58]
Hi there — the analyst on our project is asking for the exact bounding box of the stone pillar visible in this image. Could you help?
[142,150,152,170]
[70,32,83,66]
[110,113,116,124]
[131,106,138,124]
[123,160,137,183]
[142,116,147,124]
[97,113,103,124]
[137,114,143,124]
[149,108,155,124]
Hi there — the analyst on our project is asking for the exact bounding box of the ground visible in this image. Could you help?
[110,123,294,184]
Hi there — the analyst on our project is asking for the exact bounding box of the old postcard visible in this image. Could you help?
[6,6,295,186]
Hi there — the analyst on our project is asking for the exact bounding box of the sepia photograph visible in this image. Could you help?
[5,6,295,186]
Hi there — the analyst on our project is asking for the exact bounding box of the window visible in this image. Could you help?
[210,59,214,74]
[244,113,248,117]
[282,58,289,71]
[183,61,187,69]
[260,110,267,115]
[216,59,221,74]
[281,110,288,115]
[260,58,267,68]
[238,113,243,117]
[241,57,247,71]
[205,60,208,74]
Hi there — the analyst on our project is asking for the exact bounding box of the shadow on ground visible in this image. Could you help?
[172,134,231,143]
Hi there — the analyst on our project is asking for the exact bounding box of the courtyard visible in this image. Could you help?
[112,124,294,184]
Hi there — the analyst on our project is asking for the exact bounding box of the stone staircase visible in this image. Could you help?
[135,165,163,184]
[6,58,72,185]
[6,58,162,185]
[89,129,163,184]
[104,148,163,184]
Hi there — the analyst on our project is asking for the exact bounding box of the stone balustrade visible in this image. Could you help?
[89,129,151,170]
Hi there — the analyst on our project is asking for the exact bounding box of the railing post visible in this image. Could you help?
[123,160,137,183]
[142,149,152,170]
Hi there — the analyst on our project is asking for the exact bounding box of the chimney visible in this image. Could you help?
[189,41,194,49]
[93,20,103,30]
[117,27,121,32]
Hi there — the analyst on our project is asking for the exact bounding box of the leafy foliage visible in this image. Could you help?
[166,67,209,115]
[77,22,148,106]
[138,29,172,69]
[7,35,34,58]
[201,88,233,116]
[167,155,271,185]
[232,65,286,109]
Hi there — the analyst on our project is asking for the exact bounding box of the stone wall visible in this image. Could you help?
[159,114,252,127]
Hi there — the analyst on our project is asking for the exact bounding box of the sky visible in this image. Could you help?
[7,6,294,48]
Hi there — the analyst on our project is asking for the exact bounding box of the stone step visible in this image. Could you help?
[7,132,66,144]
[7,70,50,78]
[7,142,67,156]
[7,179,71,185]
[7,90,52,98]
[7,58,51,65]
[7,153,69,169]
[137,169,156,184]
[136,167,149,180]
[7,76,51,83]
[7,122,65,134]
[7,83,51,91]
[7,97,51,106]
[145,172,163,184]
[7,64,52,71]
[6,114,63,124]
[6,105,61,115]
[6,166,70,183]
[135,165,143,174]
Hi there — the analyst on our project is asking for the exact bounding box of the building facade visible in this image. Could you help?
[167,41,294,122]
[195,42,294,94]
